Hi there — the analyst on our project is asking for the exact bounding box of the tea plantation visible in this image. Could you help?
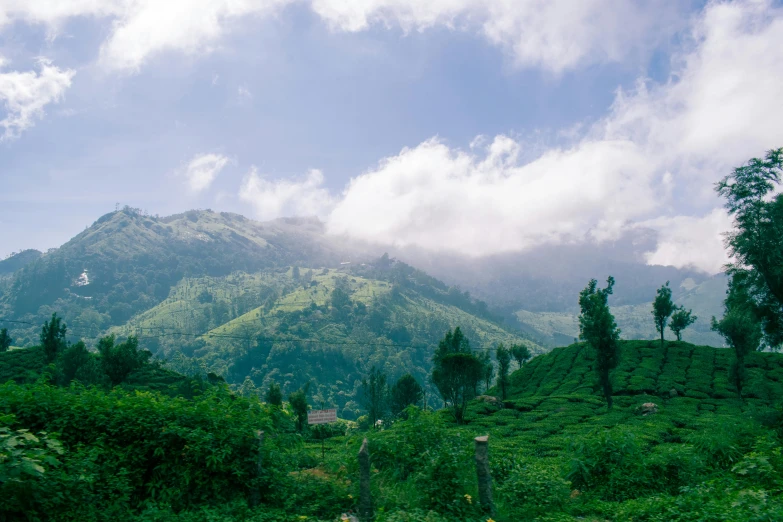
[2,340,783,521]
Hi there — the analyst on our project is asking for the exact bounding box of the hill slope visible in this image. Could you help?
[111,264,539,418]
[0,209,366,345]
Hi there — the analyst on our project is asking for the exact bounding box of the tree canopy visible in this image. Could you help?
[716,147,783,348]
[652,282,675,347]
[431,327,484,424]
[579,277,621,409]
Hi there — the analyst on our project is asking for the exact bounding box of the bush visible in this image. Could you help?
[497,458,571,517]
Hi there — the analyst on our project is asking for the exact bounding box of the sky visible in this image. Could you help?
[1,0,782,274]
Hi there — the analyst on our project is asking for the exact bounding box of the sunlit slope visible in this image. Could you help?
[112,266,539,418]
[467,340,783,466]
[504,340,783,402]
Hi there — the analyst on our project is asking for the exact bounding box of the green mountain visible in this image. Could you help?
[0,249,42,277]
[108,264,538,418]
[0,208,363,345]
[0,208,537,419]
[514,274,728,347]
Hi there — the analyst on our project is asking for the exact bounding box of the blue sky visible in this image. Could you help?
[1,0,782,273]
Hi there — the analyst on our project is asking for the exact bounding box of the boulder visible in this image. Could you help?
[636,402,658,416]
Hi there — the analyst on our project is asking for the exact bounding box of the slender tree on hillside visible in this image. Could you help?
[669,307,697,341]
[579,277,621,409]
[265,381,283,406]
[361,366,389,428]
[716,147,783,348]
[41,313,67,363]
[495,343,512,400]
[480,348,494,392]
[652,282,676,348]
[288,386,310,433]
[390,373,424,417]
[712,280,763,399]
[510,344,531,369]
[0,328,12,352]
[431,327,484,424]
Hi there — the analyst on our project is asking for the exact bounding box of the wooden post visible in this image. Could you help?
[474,435,495,516]
[358,438,373,521]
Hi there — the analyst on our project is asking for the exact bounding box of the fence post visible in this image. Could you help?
[474,435,495,516]
[358,438,373,521]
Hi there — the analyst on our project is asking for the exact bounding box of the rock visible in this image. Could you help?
[476,395,502,409]
[669,388,679,398]
[636,402,658,416]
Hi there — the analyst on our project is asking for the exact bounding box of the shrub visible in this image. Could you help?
[498,458,571,517]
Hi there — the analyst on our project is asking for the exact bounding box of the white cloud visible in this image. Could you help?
[326,136,659,252]
[322,0,783,273]
[183,153,229,192]
[0,58,75,140]
[239,167,335,221]
[0,0,295,72]
[311,0,681,73]
[1,0,678,74]
[638,209,733,274]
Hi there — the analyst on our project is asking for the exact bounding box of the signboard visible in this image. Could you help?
[308,408,337,425]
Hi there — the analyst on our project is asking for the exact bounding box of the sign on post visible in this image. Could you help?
[308,408,337,425]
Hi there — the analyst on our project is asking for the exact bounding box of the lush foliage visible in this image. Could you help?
[652,281,676,346]
[716,147,783,348]
[431,328,484,424]
[578,277,621,409]
[669,307,697,341]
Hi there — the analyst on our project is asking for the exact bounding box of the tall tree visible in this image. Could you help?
[510,344,531,369]
[669,307,697,341]
[495,344,512,400]
[480,348,494,392]
[57,341,98,386]
[579,277,621,409]
[712,280,763,399]
[431,327,484,424]
[716,147,783,348]
[0,328,12,352]
[652,282,676,348]
[40,313,67,363]
[288,386,309,433]
[361,366,389,428]
[390,373,424,417]
[265,381,283,406]
[97,335,151,386]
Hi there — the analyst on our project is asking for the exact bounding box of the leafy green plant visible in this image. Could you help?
[497,458,571,517]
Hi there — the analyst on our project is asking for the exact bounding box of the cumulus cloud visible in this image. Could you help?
[323,0,783,273]
[0,58,75,140]
[638,209,733,274]
[0,0,295,72]
[183,153,230,192]
[239,167,335,221]
[311,0,681,73]
[327,136,660,252]
[1,0,678,74]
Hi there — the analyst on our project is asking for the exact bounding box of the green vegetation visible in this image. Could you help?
[578,277,620,409]
[431,328,485,424]
[716,147,783,348]
[669,307,697,341]
[652,281,675,347]
[0,328,10,352]
[1,148,782,520]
